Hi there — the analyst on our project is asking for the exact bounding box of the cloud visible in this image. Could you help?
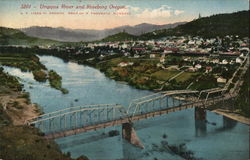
[112,5,184,18]
[174,10,184,15]
[136,5,172,18]
[129,6,140,12]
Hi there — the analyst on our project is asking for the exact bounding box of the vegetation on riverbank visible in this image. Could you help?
[0,68,88,160]
[0,67,22,92]
[0,52,68,94]
[32,70,47,82]
[0,125,73,160]
[0,53,46,72]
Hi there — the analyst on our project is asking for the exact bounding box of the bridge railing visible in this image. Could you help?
[127,90,199,117]
[128,90,198,107]
[26,104,119,124]
[28,104,127,135]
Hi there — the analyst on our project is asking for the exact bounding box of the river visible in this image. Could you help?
[3,55,249,160]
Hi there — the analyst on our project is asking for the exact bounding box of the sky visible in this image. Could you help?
[0,0,249,30]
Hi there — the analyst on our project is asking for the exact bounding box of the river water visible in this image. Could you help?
[3,55,249,160]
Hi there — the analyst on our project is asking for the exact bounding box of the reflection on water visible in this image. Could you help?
[3,55,249,160]
[195,120,207,137]
[223,116,237,128]
[122,139,143,160]
[59,133,113,149]
[4,67,34,80]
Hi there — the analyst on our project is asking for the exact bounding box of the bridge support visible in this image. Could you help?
[195,107,207,137]
[122,123,144,149]
[195,107,206,120]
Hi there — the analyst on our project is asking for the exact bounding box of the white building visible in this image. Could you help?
[118,62,128,67]
[221,59,228,65]
[195,64,202,69]
[217,77,227,83]
[150,54,156,58]
[236,57,243,64]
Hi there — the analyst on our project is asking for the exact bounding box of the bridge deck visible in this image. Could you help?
[45,95,230,139]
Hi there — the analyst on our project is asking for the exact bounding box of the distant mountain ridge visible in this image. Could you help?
[1,10,248,45]
[0,27,60,46]
[20,22,186,42]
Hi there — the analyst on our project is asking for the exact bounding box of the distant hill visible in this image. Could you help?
[140,10,250,39]
[21,22,186,42]
[0,27,61,46]
[1,10,248,45]
[101,32,138,42]
[21,26,100,42]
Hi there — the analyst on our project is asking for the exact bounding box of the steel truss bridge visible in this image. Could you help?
[27,88,235,139]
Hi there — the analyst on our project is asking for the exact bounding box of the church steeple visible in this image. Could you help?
[198,13,201,19]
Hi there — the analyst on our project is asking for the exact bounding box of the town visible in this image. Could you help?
[29,34,248,91]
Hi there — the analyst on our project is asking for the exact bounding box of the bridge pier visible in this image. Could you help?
[122,123,144,149]
[195,107,207,137]
[195,107,206,120]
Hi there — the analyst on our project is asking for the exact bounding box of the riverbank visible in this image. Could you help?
[212,109,250,125]
[0,68,88,160]
[0,52,68,94]
[0,66,40,125]
[0,90,40,125]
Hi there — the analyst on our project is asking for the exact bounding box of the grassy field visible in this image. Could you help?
[108,57,127,65]
[175,72,199,82]
[151,70,180,81]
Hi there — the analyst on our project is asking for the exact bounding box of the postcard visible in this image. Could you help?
[0,0,249,160]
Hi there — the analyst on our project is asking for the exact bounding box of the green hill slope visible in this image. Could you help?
[0,27,61,46]
[140,10,249,39]
[101,32,138,42]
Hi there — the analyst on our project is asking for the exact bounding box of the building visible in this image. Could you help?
[236,57,243,64]
[205,66,213,73]
[221,59,228,65]
[150,54,156,58]
[195,64,202,69]
[217,77,227,83]
[118,62,128,67]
